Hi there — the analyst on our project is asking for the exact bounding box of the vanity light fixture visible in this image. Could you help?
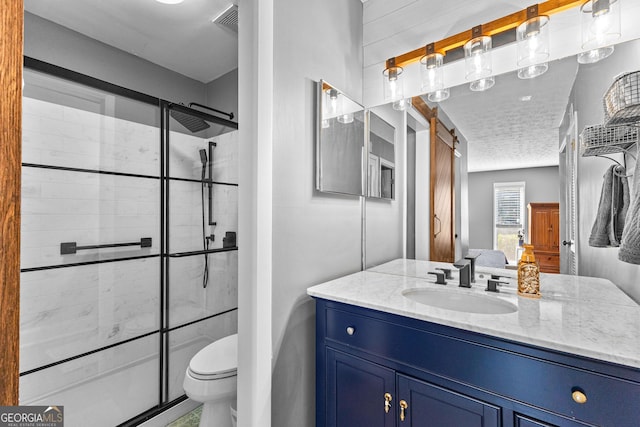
[464,26,495,92]
[577,0,621,64]
[325,88,354,124]
[517,5,550,79]
[421,43,450,102]
[156,0,185,4]
[383,57,405,104]
[382,1,593,100]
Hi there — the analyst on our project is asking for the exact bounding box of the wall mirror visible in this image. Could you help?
[316,80,365,196]
[409,36,640,294]
[367,109,396,199]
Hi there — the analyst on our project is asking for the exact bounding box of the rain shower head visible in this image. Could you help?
[170,109,210,133]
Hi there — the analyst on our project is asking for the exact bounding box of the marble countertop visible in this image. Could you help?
[307,259,640,369]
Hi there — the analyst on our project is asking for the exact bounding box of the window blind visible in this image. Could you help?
[494,185,524,226]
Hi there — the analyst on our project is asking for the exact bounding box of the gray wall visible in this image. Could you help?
[574,39,640,302]
[205,68,239,121]
[468,166,560,249]
[270,0,364,426]
[24,12,205,105]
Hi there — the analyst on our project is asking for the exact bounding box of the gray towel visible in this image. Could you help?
[589,164,630,248]
[619,154,640,264]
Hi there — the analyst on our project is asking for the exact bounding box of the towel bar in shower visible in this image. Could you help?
[60,238,152,255]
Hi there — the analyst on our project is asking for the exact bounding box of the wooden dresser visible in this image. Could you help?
[527,202,560,273]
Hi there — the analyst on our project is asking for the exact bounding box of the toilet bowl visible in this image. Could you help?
[183,334,237,427]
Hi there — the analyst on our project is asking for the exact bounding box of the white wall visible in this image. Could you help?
[468,166,560,250]
[269,1,364,426]
[574,39,640,303]
[414,126,430,260]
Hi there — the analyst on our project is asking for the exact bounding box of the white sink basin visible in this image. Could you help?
[402,288,518,315]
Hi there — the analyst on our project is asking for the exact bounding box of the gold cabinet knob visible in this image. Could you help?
[384,392,392,413]
[399,400,408,421]
[572,389,587,404]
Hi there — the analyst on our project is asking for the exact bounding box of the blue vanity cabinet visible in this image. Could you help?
[397,374,500,426]
[315,298,640,427]
[326,348,396,427]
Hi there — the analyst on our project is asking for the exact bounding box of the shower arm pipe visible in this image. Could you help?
[189,102,234,121]
[387,0,584,69]
[168,103,238,129]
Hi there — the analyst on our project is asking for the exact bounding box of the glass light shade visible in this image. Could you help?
[469,76,495,92]
[420,53,445,93]
[577,46,615,63]
[337,113,354,124]
[516,15,550,79]
[427,88,450,103]
[464,36,492,81]
[580,0,621,56]
[392,98,410,111]
[326,89,339,117]
[382,66,404,102]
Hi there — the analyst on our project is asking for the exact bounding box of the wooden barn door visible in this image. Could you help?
[430,118,455,262]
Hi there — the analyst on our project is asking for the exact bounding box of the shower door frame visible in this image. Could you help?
[20,57,239,426]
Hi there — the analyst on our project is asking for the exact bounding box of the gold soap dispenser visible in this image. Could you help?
[518,244,540,298]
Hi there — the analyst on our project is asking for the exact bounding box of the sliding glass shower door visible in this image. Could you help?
[20,67,162,426]
[163,105,239,402]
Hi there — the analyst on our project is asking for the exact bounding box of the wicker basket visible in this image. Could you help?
[603,71,640,126]
[581,124,638,157]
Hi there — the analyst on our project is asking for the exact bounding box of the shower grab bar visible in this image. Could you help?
[168,247,238,258]
[60,238,152,255]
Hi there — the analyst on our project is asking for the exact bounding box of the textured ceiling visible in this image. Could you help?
[434,56,578,172]
[24,0,238,83]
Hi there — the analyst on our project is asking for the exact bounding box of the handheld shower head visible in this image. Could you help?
[199,149,208,180]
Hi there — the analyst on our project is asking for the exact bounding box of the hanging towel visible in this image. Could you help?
[589,164,630,247]
[619,154,640,264]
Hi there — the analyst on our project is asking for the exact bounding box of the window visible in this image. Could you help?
[493,182,525,263]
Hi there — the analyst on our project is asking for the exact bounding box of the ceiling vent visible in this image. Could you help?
[213,4,238,33]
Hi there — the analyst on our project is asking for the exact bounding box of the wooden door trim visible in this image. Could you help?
[0,0,23,406]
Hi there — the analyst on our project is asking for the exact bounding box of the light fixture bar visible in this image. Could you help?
[391,0,585,68]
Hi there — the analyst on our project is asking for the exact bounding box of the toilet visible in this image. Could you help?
[183,334,238,427]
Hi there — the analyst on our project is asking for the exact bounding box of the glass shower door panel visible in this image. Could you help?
[167,251,238,329]
[22,69,159,177]
[20,258,160,373]
[20,334,160,427]
[21,168,160,269]
[168,181,238,254]
[166,310,237,401]
[21,67,162,424]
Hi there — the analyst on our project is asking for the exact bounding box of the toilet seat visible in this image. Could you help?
[188,334,237,381]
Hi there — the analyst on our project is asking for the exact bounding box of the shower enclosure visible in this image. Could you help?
[19,59,238,426]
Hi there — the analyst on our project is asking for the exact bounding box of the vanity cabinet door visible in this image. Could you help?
[397,374,500,427]
[326,348,396,427]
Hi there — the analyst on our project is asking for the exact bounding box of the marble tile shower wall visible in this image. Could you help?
[20,97,238,406]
